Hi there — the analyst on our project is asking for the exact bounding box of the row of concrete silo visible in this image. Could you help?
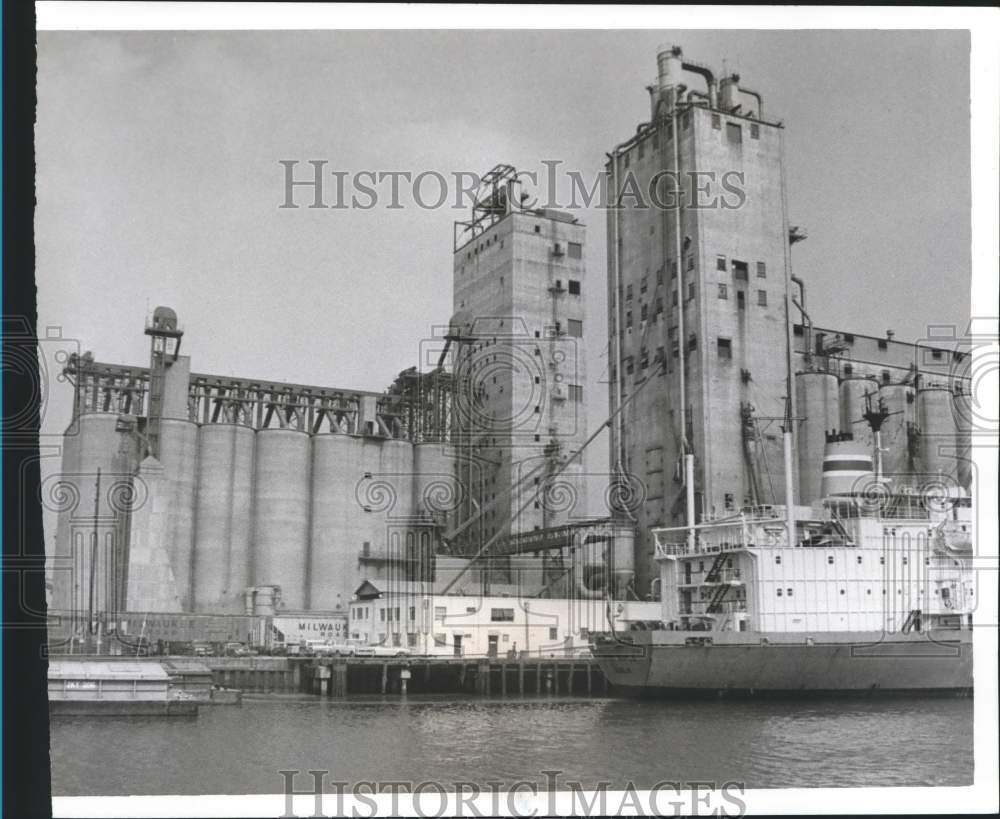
[796,371,971,504]
[59,413,457,617]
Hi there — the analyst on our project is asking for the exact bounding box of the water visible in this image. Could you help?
[50,694,973,795]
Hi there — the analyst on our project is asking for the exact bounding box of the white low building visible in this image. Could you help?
[348,580,660,658]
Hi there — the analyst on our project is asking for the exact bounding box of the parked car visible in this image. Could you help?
[224,642,253,657]
[192,641,213,657]
[354,644,410,658]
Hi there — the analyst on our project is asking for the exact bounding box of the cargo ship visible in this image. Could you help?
[592,413,975,696]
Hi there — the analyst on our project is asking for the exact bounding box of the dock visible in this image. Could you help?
[200,656,610,697]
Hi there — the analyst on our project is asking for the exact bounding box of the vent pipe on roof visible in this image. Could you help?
[681,59,717,108]
[739,87,764,119]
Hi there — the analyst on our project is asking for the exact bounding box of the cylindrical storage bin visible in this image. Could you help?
[56,413,137,623]
[796,371,840,505]
[192,424,255,613]
[878,384,914,485]
[309,434,363,612]
[158,418,199,611]
[838,377,879,456]
[917,387,959,481]
[252,428,311,610]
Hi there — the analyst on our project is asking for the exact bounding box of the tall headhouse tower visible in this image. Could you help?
[607,47,794,593]
[449,166,589,561]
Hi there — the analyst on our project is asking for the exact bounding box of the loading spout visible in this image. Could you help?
[739,87,763,119]
[681,60,717,107]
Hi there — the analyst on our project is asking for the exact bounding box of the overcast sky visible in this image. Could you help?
[36,29,971,533]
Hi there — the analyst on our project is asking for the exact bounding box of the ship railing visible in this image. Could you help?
[679,568,743,584]
[656,539,749,558]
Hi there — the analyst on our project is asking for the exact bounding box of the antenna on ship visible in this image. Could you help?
[858,390,900,484]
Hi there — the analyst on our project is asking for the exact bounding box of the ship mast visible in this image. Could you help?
[782,394,795,547]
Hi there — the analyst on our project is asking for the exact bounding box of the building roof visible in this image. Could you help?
[48,660,170,681]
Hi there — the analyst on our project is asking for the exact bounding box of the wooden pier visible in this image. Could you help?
[200,656,610,697]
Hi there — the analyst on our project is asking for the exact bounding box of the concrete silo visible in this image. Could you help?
[192,424,256,613]
[252,428,311,610]
[308,433,363,612]
[157,418,199,611]
[56,413,138,625]
[917,386,959,482]
[796,370,839,505]
[838,376,879,458]
[878,383,915,486]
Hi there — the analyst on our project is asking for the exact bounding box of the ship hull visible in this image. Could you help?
[592,630,973,697]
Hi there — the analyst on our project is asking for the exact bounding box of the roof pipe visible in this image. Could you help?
[682,60,717,108]
[739,87,764,119]
[791,274,812,365]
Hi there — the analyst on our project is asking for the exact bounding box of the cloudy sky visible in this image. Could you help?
[36,29,971,533]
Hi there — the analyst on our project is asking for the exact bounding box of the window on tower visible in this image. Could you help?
[718,284,728,300]
[726,122,742,144]
[568,384,583,402]
[756,261,766,278]
[757,290,767,307]
[737,291,745,310]
[732,260,749,280]
[568,280,581,295]
[716,255,727,271]
[711,113,721,130]
[567,319,583,338]
[568,242,582,259]
[717,338,732,360]
[750,123,760,139]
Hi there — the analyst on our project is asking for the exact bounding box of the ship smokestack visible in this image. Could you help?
[820,432,875,498]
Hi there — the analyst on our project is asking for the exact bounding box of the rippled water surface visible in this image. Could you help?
[50,694,973,794]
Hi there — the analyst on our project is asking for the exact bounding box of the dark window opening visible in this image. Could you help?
[568,280,581,295]
[732,260,749,280]
[717,338,732,359]
[726,122,742,144]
